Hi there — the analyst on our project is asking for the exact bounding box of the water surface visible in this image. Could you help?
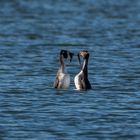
[0,0,140,139]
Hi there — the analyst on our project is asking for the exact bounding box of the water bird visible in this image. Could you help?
[74,50,92,90]
[53,50,74,89]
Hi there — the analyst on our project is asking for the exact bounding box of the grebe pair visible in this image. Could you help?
[53,50,91,90]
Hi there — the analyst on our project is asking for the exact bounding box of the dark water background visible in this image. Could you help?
[0,0,140,139]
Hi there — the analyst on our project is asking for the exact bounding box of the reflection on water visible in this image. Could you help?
[0,0,140,139]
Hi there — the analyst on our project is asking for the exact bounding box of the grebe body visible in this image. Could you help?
[54,68,70,89]
[54,50,73,89]
[74,50,91,90]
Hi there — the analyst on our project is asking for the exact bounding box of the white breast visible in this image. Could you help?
[74,71,82,90]
[59,73,70,89]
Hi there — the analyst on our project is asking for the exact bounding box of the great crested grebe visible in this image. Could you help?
[74,50,92,90]
[53,50,74,89]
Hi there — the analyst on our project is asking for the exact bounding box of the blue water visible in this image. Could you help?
[0,0,140,139]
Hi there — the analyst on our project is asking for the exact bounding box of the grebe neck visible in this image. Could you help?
[82,58,88,78]
[60,55,65,73]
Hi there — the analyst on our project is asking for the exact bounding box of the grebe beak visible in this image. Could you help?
[69,52,74,62]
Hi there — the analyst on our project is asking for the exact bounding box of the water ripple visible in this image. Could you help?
[0,0,140,139]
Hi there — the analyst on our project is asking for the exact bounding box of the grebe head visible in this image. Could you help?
[60,50,74,61]
[79,50,89,59]
[77,50,89,69]
[60,50,68,59]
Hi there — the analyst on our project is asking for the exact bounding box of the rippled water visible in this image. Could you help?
[0,0,140,139]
